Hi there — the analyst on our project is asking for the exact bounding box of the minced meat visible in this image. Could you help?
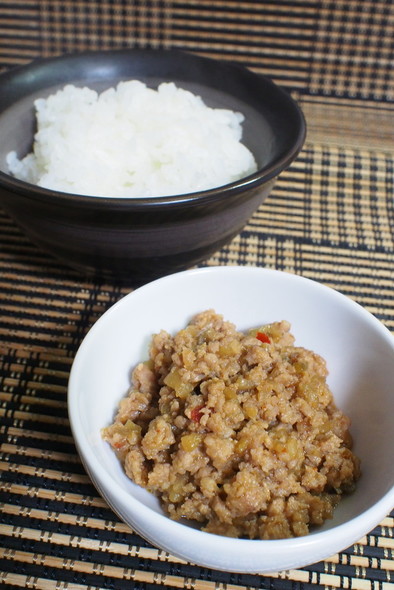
[102,310,360,539]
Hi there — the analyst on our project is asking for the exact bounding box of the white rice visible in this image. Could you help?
[7,81,257,198]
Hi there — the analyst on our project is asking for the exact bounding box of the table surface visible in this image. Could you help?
[0,1,393,587]
[1,93,393,590]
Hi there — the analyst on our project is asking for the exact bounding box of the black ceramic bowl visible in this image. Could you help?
[0,49,305,283]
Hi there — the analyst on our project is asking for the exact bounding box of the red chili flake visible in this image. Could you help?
[190,405,205,422]
[256,332,271,344]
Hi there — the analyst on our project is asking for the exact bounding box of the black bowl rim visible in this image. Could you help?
[0,48,306,211]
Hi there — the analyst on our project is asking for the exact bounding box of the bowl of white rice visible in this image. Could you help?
[0,48,305,282]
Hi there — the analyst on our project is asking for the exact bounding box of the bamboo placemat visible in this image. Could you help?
[2,0,393,102]
[1,1,394,588]
[1,103,393,588]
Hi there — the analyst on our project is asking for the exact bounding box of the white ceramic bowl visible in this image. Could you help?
[68,266,394,573]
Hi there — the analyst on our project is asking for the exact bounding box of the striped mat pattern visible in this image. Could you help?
[1,0,393,101]
[0,1,393,589]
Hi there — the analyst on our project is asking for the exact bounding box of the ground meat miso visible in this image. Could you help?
[102,310,360,539]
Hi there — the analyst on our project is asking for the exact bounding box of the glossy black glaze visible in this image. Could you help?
[0,49,306,283]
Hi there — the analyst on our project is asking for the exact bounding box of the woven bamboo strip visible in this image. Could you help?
[0,461,90,483]
[0,328,74,347]
[278,169,391,192]
[0,546,392,589]
[1,516,392,573]
[169,0,391,18]
[2,483,392,552]
[170,3,318,20]
[0,410,69,427]
[0,393,65,409]
[0,303,82,321]
[0,283,118,309]
[1,426,74,444]
[257,211,391,231]
[0,344,71,357]
[0,444,80,464]
[1,482,106,508]
[0,573,97,590]
[0,525,185,564]
[3,381,67,395]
